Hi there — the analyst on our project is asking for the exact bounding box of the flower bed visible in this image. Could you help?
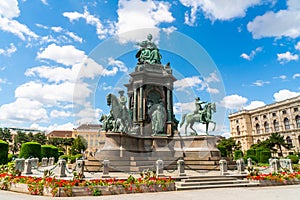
[247,171,300,186]
[0,172,175,197]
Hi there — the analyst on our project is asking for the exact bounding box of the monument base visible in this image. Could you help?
[93,131,221,172]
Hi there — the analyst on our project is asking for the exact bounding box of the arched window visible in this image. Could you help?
[273,120,279,131]
[264,122,269,133]
[257,139,261,144]
[256,123,260,134]
[286,136,293,148]
[298,136,300,146]
[237,126,241,135]
[296,115,300,128]
[284,118,290,130]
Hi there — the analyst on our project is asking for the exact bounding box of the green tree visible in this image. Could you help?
[268,132,290,156]
[14,131,29,152]
[70,136,87,155]
[33,132,47,144]
[217,137,240,158]
[27,132,34,142]
[0,128,12,142]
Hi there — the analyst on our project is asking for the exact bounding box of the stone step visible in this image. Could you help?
[181,177,238,182]
[176,180,249,187]
[175,182,259,190]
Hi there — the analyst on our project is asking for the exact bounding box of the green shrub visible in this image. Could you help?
[59,155,68,161]
[7,154,15,162]
[287,155,299,164]
[246,149,256,157]
[246,155,258,164]
[19,142,41,160]
[217,145,227,157]
[256,148,268,163]
[260,151,271,163]
[58,151,64,157]
[234,150,243,160]
[41,145,59,162]
[0,140,8,165]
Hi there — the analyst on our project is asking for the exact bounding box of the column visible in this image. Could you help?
[133,89,137,122]
[166,89,172,122]
[139,86,143,121]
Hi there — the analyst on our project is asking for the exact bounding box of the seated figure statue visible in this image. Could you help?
[136,34,162,65]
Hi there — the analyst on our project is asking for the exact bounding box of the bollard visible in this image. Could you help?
[219,159,229,175]
[177,159,186,176]
[23,159,32,175]
[271,159,279,173]
[56,159,67,177]
[15,158,25,172]
[30,158,38,169]
[156,159,164,177]
[102,160,110,178]
[42,157,48,167]
[236,159,246,174]
[280,159,293,173]
[247,158,252,168]
[76,159,85,178]
[48,157,55,166]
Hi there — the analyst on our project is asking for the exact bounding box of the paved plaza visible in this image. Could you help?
[1,185,300,200]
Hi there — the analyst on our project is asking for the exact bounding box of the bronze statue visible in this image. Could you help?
[136,34,162,65]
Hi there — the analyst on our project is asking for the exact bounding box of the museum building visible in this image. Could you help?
[229,95,300,155]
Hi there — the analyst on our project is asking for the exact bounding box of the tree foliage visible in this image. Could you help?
[217,137,240,158]
[0,128,12,142]
[70,136,87,156]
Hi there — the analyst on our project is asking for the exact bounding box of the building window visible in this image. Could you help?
[236,120,239,123]
[263,115,267,119]
[273,120,279,131]
[298,136,300,146]
[256,123,260,134]
[255,117,258,120]
[264,122,270,133]
[272,113,276,117]
[294,107,299,112]
[90,139,93,146]
[282,110,287,115]
[237,126,240,135]
[284,118,290,130]
[296,115,300,128]
[286,136,293,149]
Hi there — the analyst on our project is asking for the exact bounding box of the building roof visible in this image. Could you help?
[229,95,300,118]
[73,124,102,131]
[47,130,73,138]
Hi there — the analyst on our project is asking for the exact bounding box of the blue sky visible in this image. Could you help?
[0,0,300,136]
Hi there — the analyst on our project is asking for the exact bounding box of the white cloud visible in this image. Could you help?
[0,78,7,84]
[37,43,87,66]
[115,0,174,43]
[66,31,83,43]
[108,57,128,73]
[41,0,48,6]
[204,71,220,83]
[248,0,300,39]
[0,43,16,56]
[180,0,260,25]
[173,101,195,114]
[35,122,75,132]
[293,73,300,79]
[0,16,38,41]
[174,76,205,91]
[51,26,63,32]
[0,0,20,19]
[273,89,300,102]
[162,26,177,35]
[50,110,72,118]
[277,51,299,64]
[295,41,300,50]
[0,98,48,123]
[220,94,248,109]
[206,87,219,94]
[63,6,113,40]
[74,103,102,125]
[252,80,270,87]
[240,47,263,60]
[273,75,287,80]
[244,100,265,110]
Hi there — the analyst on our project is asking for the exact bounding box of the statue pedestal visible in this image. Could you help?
[94,132,220,172]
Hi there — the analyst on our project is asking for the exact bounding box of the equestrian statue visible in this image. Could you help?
[180,97,216,135]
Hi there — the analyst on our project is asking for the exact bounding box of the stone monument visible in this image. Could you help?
[95,34,220,172]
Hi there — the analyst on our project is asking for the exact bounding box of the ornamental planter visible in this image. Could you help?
[249,179,300,186]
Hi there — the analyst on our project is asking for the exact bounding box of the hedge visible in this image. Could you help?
[256,148,268,163]
[234,150,243,160]
[246,149,256,157]
[19,142,41,160]
[41,145,59,162]
[217,145,227,157]
[287,155,299,164]
[0,140,8,165]
[260,151,271,163]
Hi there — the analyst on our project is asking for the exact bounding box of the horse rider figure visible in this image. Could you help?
[194,97,207,121]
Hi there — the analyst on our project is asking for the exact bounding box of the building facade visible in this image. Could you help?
[229,95,300,155]
[72,124,104,155]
